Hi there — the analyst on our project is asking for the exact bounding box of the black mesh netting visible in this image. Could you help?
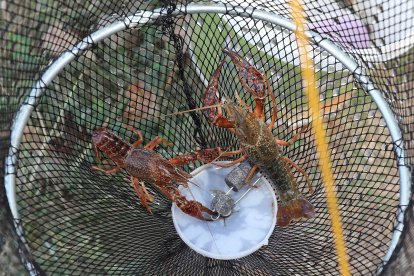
[1,0,413,275]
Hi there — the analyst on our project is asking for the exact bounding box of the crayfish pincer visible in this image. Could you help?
[91,126,221,221]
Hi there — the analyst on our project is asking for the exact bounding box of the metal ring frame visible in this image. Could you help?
[4,2,410,274]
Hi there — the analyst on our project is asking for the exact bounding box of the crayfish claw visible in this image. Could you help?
[177,200,218,221]
[222,48,249,68]
[222,48,268,100]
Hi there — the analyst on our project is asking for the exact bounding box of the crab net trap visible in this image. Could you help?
[1,0,414,275]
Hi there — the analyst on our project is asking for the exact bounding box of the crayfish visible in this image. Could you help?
[91,125,229,220]
[202,48,316,227]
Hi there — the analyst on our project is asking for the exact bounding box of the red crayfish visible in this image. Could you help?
[91,125,229,220]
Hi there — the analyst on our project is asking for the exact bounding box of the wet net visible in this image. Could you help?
[1,0,413,275]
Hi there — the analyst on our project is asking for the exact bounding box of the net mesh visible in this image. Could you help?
[1,0,413,275]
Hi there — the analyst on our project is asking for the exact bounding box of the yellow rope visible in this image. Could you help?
[288,1,351,275]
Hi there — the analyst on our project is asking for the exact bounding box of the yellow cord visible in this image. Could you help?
[288,1,351,275]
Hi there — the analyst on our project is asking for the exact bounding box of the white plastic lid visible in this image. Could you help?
[172,162,277,260]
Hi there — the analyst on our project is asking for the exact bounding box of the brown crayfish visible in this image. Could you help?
[91,125,229,220]
[202,48,316,227]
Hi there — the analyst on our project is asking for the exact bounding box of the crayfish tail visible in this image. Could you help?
[277,197,315,227]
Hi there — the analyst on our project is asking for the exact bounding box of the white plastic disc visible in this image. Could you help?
[171,162,277,260]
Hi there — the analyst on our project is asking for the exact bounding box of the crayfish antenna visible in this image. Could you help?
[159,104,223,119]
[234,92,253,112]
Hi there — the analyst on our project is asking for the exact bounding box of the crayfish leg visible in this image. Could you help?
[131,176,153,215]
[213,116,235,129]
[280,156,313,194]
[93,143,101,161]
[243,164,259,187]
[144,136,173,150]
[212,154,249,168]
[275,125,309,147]
[122,124,144,149]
